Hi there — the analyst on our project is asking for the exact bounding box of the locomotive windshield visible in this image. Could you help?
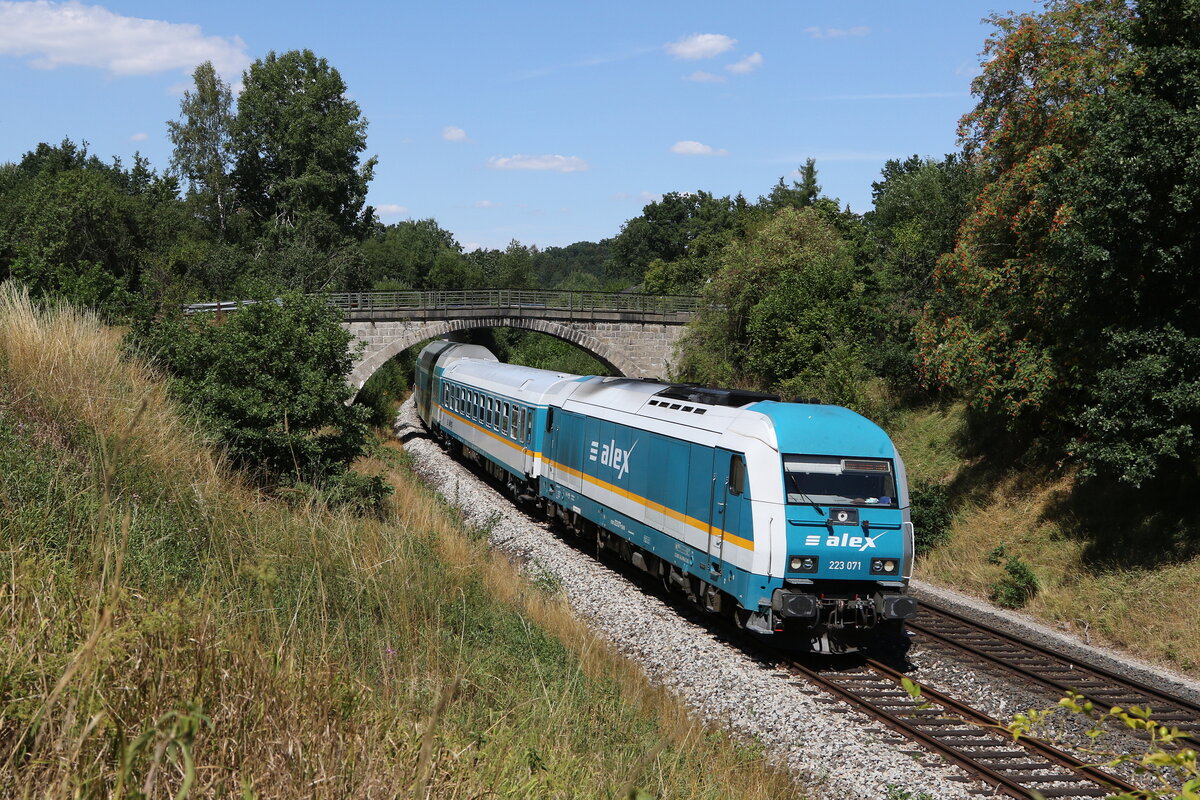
[783,455,897,507]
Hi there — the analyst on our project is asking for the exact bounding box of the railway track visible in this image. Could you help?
[788,656,1141,799]
[424,436,1190,796]
[908,603,1200,750]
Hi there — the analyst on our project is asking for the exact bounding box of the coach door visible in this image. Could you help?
[708,449,746,572]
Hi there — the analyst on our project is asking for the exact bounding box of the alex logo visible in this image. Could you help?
[805,532,884,551]
[589,438,636,479]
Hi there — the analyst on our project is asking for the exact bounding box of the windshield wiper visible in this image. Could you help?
[786,480,825,515]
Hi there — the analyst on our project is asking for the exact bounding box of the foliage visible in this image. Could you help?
[0,139,185,316]
[232,49,377,247]
[611,191,747,287]
[1055,0,1200,485]
[167,61,237,240]
[363,217,463,288]
[355,352,412,427]
[864,154,982,387]
[909,479,952,555]
[759,158,821,212]
[916,0,1132,421]
[986,545,1040,608]
[1007,691,1199,799]
[134,293,369,485]
[532,239,614,288]
[677,207,866,404]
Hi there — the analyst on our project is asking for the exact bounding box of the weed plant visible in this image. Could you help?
[0,284,800,799]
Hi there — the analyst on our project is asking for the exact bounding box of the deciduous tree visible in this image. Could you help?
[232,50,377,247]
[167,61,236,239]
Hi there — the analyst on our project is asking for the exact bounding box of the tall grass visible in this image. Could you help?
[0,283,801,799]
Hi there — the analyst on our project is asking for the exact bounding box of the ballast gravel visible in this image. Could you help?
[396,401,975,800]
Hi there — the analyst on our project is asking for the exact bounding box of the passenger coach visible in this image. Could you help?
[414,340,917,652]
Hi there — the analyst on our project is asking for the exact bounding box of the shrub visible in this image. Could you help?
[132,292,369,485]
[987,545,1040,608]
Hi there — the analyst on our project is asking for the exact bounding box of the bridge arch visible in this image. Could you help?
[346,316,645,392]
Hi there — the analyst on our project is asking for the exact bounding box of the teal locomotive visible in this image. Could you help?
[414,340,918,653]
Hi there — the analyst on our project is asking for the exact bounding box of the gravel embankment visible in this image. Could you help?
[396,400,975,800]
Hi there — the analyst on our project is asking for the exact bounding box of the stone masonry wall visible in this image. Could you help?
[345,317,687,393]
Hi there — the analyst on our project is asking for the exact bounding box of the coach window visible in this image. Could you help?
[729,454,747,496]
[526,413,533,445]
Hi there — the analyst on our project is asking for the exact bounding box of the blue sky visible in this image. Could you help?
[0,1,1039,250]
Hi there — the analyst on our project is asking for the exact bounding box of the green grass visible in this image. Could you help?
[0,284,802,799]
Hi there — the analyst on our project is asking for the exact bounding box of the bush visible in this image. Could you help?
[131,292,369,485]
[986,545,1040,608]
[909,479,952,555]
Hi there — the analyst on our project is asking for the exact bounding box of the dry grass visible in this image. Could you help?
[0,283,802,799]
[896,402,1200,675]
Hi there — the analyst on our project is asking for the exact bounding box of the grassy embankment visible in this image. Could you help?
[891,401,1200,674]
[0,285,799,799]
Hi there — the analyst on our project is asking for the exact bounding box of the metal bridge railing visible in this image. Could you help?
[323,289,703,315]
[184,290,704,316]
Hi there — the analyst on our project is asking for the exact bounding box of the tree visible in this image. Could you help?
[916,0,1132,420]
[498,240,535,289]
[610,191,741,284]
[676,208,866,406]
[167,61,236,239]
[232,49,377,247]
[0,140,185,314]
[138,293,369,482]
[1055,0,1200,484]
[761,158,820,211]
[864,153,982,384]
[363,218,461,288]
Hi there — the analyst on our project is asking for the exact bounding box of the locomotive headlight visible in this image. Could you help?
[788,555,819,573]
[871,558,899,576]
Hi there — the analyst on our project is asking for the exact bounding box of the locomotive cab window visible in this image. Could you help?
[728,454,746,495]
[783,455,897,507]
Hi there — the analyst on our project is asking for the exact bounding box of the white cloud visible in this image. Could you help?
[441,125,467,142]
[804,26,870,39]
[375,204,409,217]
[684,70,725,84]
[474,200,500,208]
[726,52,762,75]
[671,140,727,157]
[130,131,148,141]
[664,33,736,60]
[0,1,250,77]
[487,154,589,173]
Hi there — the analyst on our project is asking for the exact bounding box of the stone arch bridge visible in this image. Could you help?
[325,289,701,391]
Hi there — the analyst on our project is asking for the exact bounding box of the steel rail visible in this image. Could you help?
[787,656,1142,799]
[909,603,1200,749]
